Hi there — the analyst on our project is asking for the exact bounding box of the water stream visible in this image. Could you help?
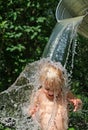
[42,16,83,66]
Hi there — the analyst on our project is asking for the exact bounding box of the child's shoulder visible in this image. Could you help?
[37,88,44,94]
[34,88,43,95]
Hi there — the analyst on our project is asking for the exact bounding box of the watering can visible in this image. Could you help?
[42,0,88,64]
[56,0,88,38]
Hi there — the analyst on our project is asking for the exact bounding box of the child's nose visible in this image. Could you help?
[48,90,53,95]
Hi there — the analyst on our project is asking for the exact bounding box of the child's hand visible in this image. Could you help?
[28,106,39,117]
[29,108,37,116]
[72,98,82,112]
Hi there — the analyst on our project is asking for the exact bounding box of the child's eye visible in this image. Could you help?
[46,88,49,91]
[45,88,50,91]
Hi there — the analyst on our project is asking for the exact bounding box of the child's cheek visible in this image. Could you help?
[43,89,48,94]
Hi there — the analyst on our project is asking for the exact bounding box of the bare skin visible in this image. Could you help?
[28,63,82,130]
[29,88,82,130]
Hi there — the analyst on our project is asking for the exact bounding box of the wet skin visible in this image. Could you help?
[43,86,62,101]
[29,87,82,130]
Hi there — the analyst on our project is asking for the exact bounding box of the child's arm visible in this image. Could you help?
[67,91,82,112]
[28,91,39,117]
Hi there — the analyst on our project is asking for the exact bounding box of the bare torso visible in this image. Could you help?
[34,89,68,130]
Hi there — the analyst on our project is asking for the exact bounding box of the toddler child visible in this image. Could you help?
[28,60,82,130]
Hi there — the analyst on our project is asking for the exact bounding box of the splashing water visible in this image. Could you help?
[0,58,68,130]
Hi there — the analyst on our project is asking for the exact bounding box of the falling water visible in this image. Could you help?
[42,16,84,66]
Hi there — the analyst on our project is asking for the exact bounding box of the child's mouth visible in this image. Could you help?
[48,94,54,97]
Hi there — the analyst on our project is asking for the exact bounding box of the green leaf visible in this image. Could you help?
[68,128,75,130]
[27,1,31,7]
[0,21,8,28]
[14,33,22,38]
[13,12,17,21]
[31,32,38,39]
[36,17,46,23]
[6,44,25,52]
[0,123,4,129]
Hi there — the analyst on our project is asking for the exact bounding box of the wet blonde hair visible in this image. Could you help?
[39,63,65,90]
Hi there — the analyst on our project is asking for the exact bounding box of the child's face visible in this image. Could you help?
[43,86,62,100]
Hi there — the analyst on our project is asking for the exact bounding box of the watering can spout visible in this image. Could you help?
[58,15,84,24]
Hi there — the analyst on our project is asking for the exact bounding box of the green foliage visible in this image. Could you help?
[0,0,57,91]
[0,124,4,129]
[68,128,75,130]
[72,35,88,96]
[0,123,15,130]
[69,35,88,130]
